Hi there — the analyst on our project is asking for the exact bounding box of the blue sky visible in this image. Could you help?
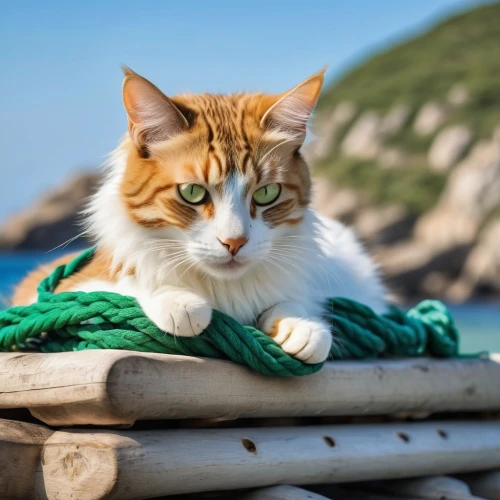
[0,0,487,221]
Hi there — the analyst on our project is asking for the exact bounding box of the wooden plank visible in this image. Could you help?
[237,485,332,500]
[0,419,52,499]
[1,351,499,426]
[460,471,500,499]
[35,420,500,499]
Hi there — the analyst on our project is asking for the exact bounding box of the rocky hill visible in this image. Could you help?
[1,4,499,302]
[0,172,100,251]
[309,2,500,302]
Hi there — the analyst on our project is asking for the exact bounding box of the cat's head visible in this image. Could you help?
[116,67,324,280]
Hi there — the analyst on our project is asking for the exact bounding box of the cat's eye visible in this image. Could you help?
[178,183,208,205]
[253,183,281,206]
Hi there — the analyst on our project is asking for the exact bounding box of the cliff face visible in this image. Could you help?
[308,3,500,302]
[0,172,100,251]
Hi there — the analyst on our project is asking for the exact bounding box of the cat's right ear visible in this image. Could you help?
[122,66,189,151]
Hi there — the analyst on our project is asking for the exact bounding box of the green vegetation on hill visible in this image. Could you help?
[314,3,500,215]
[315,158,447,216]
[318,2,500,139]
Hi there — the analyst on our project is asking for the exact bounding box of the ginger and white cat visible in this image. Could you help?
[14,67,386,364]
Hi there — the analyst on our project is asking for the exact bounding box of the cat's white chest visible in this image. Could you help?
[191,266,312,325]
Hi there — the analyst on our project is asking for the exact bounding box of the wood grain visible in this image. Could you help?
[1,351,499,426]
[0,419,52,499]
[99,420,500,498]
[3,419,500,499]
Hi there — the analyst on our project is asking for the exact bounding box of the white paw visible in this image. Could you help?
[141,290,212,337]
[261,316,332,364]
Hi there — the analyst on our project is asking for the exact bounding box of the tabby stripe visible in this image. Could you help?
[124,170,155,197]
[255,166,263,185]
[262,199,295,227]
[212,151,223,177]
[282,217,303,226]
[282,182,308,206]
[126,183,174,208]
[160,198,197,226]
[241,150,251,175]
[133,217,168,228]
[240,109,251,151]
[201,110,214,144]
[203,155,210,184]
[250,201,257,219]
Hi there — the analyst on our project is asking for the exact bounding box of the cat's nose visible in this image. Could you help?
[218,236,248,256]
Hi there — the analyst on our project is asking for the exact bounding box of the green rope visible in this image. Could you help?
[0,248,461,376]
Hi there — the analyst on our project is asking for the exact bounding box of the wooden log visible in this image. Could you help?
[1,351,499,426]
[34,420,500,499]
[364,476,486,499]
[0,419,52,499]
[460,471,500,499]
[311,484,423,500]
[236,485,331,500]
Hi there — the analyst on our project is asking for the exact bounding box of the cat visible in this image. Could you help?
[13,66,386,364]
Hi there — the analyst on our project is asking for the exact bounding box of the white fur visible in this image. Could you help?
[84,146,386,363]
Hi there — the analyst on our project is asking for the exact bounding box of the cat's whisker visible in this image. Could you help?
[148,252,191,286]
[119,244,186,263]
[47,231,89,253]
[268,252,311,282]
[269,248,342,294]
[264,255,291,277]
[175,257,199,285]
[155,255,192,278]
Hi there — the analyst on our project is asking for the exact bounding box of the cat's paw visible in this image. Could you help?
[141,290,212,337]
[259,309,331,364]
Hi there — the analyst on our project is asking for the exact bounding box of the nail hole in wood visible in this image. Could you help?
[323,436,336,448]
[437,429,448,439]
[397,432,410,443]
[241,438,257,454]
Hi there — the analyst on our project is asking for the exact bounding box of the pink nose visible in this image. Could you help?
[219,237,248,256]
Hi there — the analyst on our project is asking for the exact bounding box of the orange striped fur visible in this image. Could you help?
[14,68,324,305]
[119,90,316,230]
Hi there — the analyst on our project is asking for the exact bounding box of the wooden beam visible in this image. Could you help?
[310,484,424,500]
[236,485,331,500]
[363,476,486,499]
[0,419,52,499]
[460,471,500,499]
[1,351,499,426]
[6,419,499,499]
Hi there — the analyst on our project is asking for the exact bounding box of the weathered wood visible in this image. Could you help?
[237,485,331,500]
[24,420,500,499]
[0,419,52,499]
[460,471,500,499]
[1,351,499,426]
[42,430,118,500]
[311,484,423,500]
[365,476,486,499]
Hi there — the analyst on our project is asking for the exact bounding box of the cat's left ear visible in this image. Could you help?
[260,68,326,143]
[121,66,189,151]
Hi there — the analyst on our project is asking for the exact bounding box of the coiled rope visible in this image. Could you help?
[0,248,460,376]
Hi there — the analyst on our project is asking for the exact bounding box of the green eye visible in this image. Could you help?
[253,183,281,206]
[178,183,208,205]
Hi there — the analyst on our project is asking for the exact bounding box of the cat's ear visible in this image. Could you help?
[122,66,189,150]
[260,68,326,143]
